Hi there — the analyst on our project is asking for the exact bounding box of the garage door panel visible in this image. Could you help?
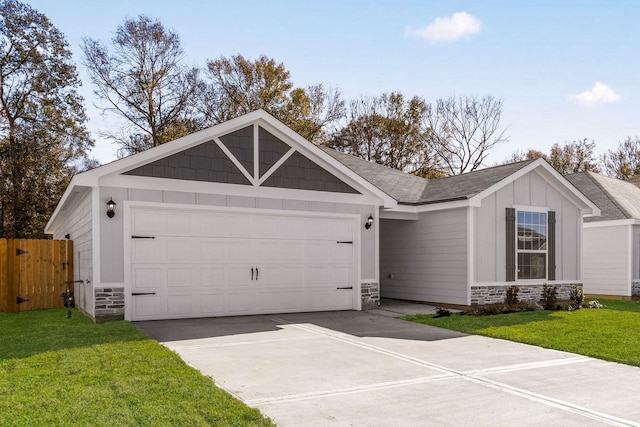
[306,242,330,261]
[200,241,226,260]
[331,266,353,285]
[166,294,193,315]
[133,240,161,261]
[165,213,192,235]
[252,241,280,262]
[133,295,163,318]
[200,293,226,314]
[331,244,353,262]
[275,266,304,286]
[279,242,306,262]
[133,267,163,290]
[166,239,192,261]
[201,267,225,288]
[167,267,194,288]
[132,211,162,234]
[227,241,252,261]
[129,207,357,321]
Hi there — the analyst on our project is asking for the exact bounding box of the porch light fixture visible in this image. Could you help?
[106,198,116,218]
[365,215,374,230]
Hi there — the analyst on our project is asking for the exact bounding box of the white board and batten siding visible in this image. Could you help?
[475,170,582,284]
[380,208,468,305]
[125,204,360,321]
[582,224,631,296]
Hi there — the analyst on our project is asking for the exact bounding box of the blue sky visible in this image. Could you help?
[26,0,640,166]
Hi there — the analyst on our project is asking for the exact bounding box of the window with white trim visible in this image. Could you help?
[516,210,547,280]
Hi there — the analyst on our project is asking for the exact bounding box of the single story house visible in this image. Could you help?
[46,110,598,322]
[566,172,640,299]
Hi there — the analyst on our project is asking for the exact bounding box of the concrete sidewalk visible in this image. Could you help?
[136,305,640,426]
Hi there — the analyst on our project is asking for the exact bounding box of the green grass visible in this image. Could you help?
[0,309,275,427]
[403,299,640,367]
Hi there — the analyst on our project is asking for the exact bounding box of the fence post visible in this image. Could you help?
[5,239,19,313]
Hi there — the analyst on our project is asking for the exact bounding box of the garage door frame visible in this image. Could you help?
[123,201,362,321]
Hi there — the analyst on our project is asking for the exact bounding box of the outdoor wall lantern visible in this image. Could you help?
[365,214,374,230]
[106,198,116,218]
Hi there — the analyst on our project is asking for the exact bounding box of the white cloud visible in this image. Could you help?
[572,82,621,107]
[405,12,481,44]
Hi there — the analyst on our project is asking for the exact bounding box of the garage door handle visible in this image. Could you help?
[132,292,156,296]
[251,267,254,280]
[256,268,259,280]
[336,286,353,290]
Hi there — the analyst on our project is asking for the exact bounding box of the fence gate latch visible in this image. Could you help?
[16,296,29,305]
[16,248,28,256]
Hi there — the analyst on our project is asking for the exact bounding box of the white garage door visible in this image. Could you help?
[127,206,358,321]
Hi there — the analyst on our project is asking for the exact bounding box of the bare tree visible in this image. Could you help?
[601,136,640,180]
[426,95,508,175]
[82,15,201,157]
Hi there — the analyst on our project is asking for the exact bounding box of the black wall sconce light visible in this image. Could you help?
[106,198,116,218]
[365,214,374,229]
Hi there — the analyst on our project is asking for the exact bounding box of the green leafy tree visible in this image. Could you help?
[82,15,201,157]
[600,136,640,180]
[0,0,93,238]
[328,92,441,176]
[200,54,344,143]
[426,95,508,175]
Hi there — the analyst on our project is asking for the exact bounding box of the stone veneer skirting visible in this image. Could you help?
[470,283,582,305]
[94,287,125,322]
[361,282,380,310]
[632,281,640,297]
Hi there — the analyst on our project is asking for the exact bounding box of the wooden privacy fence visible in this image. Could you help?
[0,239,73,313]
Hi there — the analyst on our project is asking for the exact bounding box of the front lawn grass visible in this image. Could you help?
[0,309,274,427]
[403,299,640,367]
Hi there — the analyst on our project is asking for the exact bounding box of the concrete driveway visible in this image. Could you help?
[136,302,640,426]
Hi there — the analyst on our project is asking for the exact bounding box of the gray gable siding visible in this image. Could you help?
[259,127,290,177]
[123,140,251,185]
[262,151,360,194]
[219,125,253,174]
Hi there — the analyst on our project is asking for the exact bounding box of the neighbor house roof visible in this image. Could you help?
[565,171,640,222]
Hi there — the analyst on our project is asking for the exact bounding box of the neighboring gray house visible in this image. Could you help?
[566,172,640,299]
[46,110,598,322]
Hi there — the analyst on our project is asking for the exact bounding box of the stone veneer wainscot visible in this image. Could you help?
[470,283,582,305]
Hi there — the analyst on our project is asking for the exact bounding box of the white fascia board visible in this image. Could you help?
[381,199,470,218]
[467,158,601,216]
[584,219,640,228]
[100,174,385,206]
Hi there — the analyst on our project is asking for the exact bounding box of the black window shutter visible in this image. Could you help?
[506,208,516,281]
[548,211,556,280]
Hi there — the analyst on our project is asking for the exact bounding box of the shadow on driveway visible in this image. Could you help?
[135,301,466,343]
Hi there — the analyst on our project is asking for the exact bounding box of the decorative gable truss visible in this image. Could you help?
[124,124,360,194]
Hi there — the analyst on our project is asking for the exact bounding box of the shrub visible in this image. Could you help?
[434,307,452,317]
[504,285,520,306]
[540,284,558,310]
[588,300,603,309]
[570,285,584,307]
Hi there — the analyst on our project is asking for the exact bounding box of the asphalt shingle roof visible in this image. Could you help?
[321,147,537,204]
[565,171,640,222]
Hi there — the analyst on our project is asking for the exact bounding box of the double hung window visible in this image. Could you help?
[516,210,547,280]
